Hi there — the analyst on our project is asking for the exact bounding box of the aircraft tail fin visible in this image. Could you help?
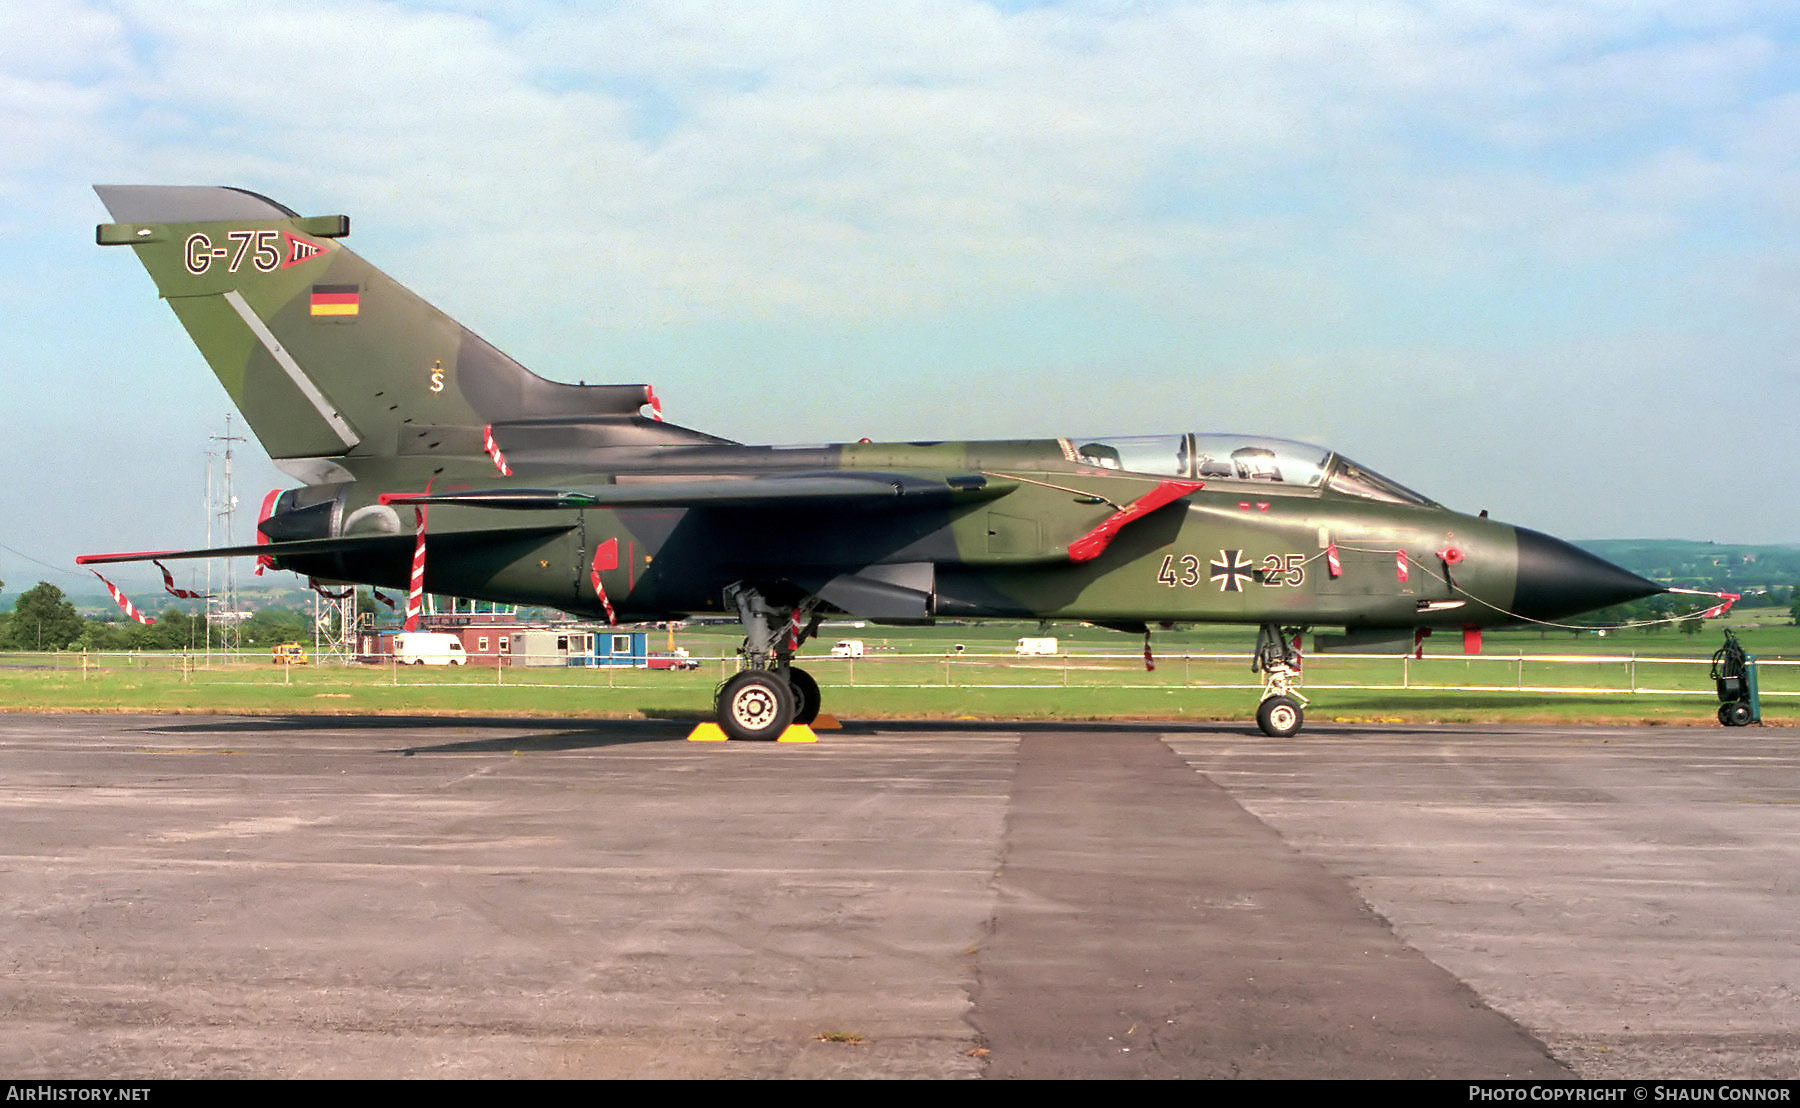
[95,185,724,480]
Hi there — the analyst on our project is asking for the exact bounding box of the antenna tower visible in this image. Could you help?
[208,415,247,656]
[312,586,358,664]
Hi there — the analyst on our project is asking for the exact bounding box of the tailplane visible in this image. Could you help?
[96,185,723,482]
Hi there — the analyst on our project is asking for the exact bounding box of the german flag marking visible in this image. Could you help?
[310,284,359,317]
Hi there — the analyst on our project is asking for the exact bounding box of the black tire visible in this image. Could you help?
[1256,695,1304,738]
[787,667,822,726]
[716,670,796,741]
[1723,702,1754,728]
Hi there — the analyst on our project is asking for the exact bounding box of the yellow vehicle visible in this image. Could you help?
[272,642,309,665]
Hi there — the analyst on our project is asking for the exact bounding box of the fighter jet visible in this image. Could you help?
[80,185,1667,738]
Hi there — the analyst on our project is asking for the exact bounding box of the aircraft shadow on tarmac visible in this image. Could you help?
[131,715,692,754]
[129,713,1573,754]
[388,729,681,755]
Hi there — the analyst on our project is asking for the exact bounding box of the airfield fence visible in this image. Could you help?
[796,649,1800,699]
[3,647,1794,702]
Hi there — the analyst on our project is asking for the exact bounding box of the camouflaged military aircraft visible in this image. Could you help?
[80,185,1668,738]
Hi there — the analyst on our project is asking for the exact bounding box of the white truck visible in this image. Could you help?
[393,632,468,666]
[1015,637,1059,656]
[830,640,866,658]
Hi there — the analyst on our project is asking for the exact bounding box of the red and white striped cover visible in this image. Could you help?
[482,424,512,477]
[404,505,427,632]
[93,570,154,625]
[590,538,618,625]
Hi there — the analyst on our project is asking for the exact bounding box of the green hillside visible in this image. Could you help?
[1580,539,1800,607]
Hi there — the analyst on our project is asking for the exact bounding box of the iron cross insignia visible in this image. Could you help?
[1210,549,1254,592]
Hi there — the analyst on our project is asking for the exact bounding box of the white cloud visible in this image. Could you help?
[7,0,1782,321]
[3,0,1797,542]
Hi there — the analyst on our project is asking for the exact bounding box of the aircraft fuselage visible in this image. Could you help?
[259,434,1643,637]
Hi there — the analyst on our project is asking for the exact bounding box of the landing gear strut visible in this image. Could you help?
[713,585,823,740]
[1252,623,1309,737]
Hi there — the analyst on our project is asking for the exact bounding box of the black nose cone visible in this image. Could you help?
[1512,528,1663,622]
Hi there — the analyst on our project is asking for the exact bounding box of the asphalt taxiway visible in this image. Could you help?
[1,713,1794,1078]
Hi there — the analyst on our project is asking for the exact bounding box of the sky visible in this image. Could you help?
[2,0,1797,597]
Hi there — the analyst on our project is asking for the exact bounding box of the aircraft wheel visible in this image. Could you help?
[716,671,795,741]
[1721,702,1753,727]
[1256,696,1304,738]
[787,667,821,725]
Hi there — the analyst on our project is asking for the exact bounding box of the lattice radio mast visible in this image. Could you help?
[208,415,246,657]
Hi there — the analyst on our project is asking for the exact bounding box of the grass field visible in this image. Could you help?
[1,616,1792,727]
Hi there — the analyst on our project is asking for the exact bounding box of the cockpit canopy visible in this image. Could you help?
[1064,434,1438,507]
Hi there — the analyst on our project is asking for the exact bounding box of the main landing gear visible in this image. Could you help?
[1253,623,1309,737]
[713,586,824,741]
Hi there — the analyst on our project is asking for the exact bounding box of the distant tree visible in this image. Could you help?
[76,620,129,651]
[146,607,197,650]
[1791,587,1800,627]
[357,589,384,618]
[1679,606,1705,637]
[241,607,308,647]
[6,582,87,650]
[74,607,202,652]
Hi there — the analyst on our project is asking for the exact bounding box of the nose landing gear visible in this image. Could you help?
[1253,624,1309,737]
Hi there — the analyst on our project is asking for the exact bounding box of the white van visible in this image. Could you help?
[1015,637,1059,656]
[393,632,468,666]
[830,639,866,658]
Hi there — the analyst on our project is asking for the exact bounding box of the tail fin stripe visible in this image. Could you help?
[222,289,359,449]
